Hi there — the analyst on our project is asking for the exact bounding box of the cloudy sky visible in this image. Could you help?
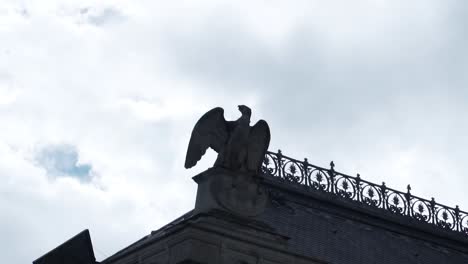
[1,0,468,262]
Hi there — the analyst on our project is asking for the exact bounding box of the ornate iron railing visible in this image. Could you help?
[261,150,468,237]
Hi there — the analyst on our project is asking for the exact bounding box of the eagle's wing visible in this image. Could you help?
[247,120,271,173]
[184,107,229,169]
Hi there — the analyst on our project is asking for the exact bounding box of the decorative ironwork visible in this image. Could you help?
[262,150,468,237]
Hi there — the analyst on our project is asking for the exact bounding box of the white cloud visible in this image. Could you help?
[0,87,18,105]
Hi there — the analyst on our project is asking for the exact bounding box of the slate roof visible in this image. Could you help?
[102,152,468,264]
[103,171,468,264]
[257,175,468,264]
[101,210,195,264]
[33,229,96,264]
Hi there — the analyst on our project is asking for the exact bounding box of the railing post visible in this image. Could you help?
[303,158,310,186]
[405,184,412,216]
[355,174,361,202]
[430,197,436,225]
[455,205,461,232]
[277,149,283,179]
[329,161,335,193]
[381,182,387,210]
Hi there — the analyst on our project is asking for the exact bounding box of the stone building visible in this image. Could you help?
[34,107,468,263]
[34,150,468,264]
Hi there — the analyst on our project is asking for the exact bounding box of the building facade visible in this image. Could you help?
[34,150,468,264]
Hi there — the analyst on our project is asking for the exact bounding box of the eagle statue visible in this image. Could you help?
[185,105,270,174]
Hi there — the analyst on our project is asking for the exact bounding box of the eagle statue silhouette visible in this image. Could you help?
[185,105,270,174]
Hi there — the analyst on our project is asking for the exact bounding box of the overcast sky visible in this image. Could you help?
[1,0,468,263]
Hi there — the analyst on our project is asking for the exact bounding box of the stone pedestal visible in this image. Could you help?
[101,168,326,264]
[192,168,268,217]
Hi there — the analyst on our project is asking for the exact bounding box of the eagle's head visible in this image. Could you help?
[238,105,252,117]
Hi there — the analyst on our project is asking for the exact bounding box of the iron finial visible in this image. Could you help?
[278,149,282,155]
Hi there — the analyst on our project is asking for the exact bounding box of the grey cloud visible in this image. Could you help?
[158,5,468,206]
[161,6,468,139]
[17,7,29,18]
[0,71,12,80]
[80,7,125,26]
[35,144,92,182]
